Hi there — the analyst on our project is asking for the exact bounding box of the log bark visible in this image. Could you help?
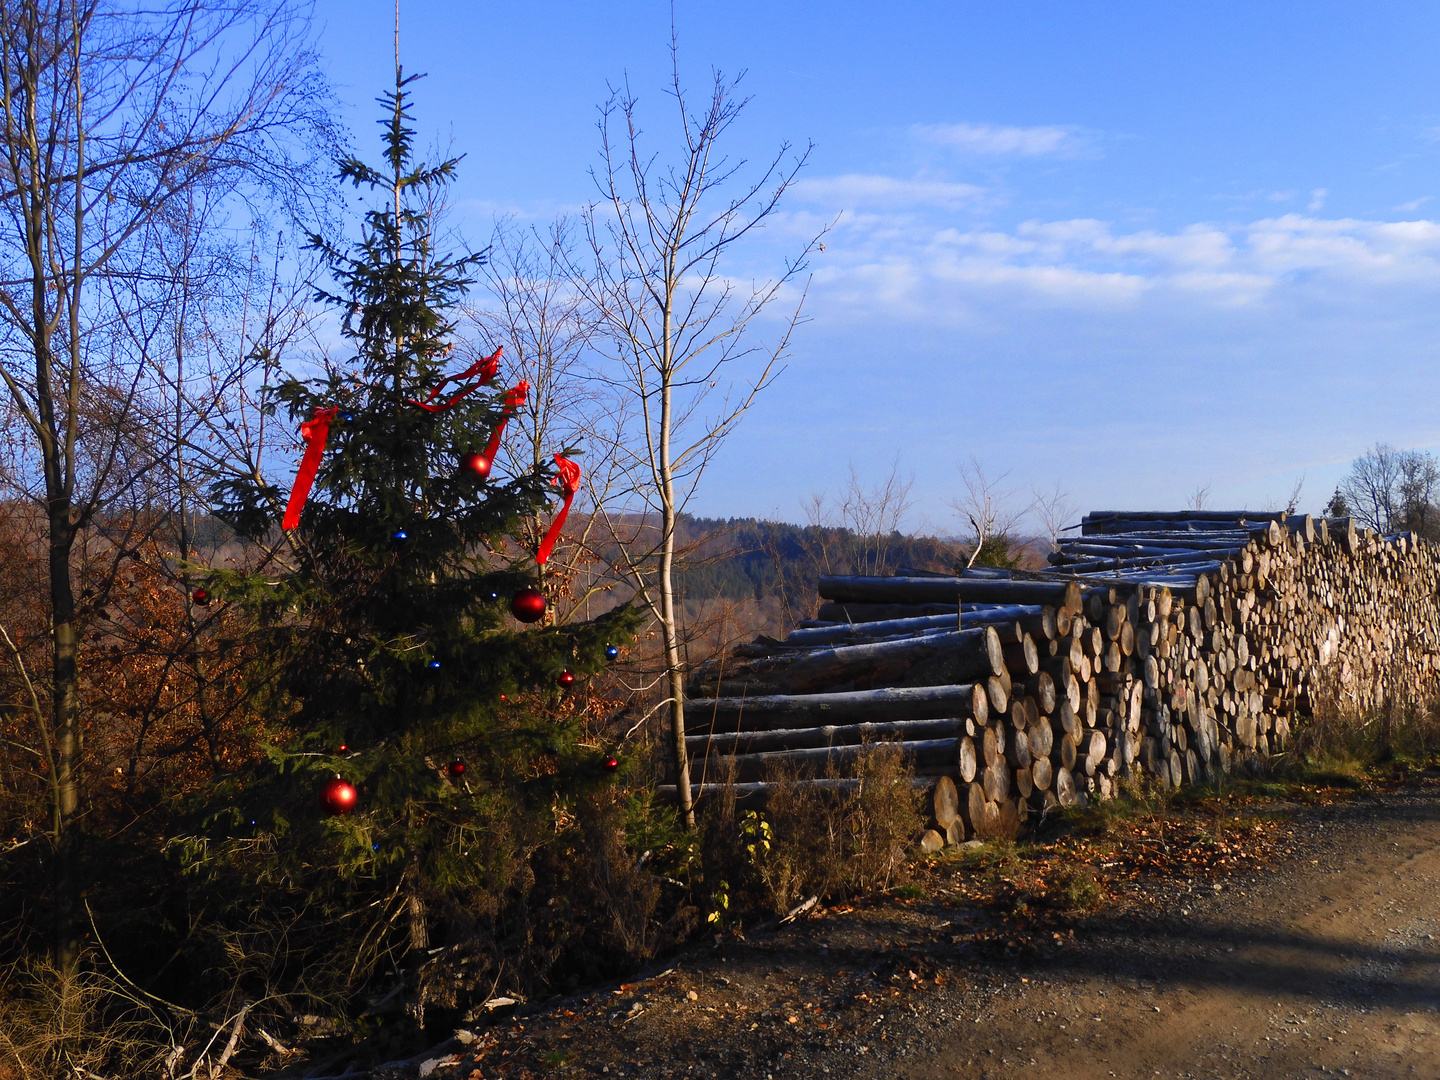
[691,738,960,784]
[690,625,1004,697]
[686,683,990,735]
[685,717,965,756]
[818,575,1079,607]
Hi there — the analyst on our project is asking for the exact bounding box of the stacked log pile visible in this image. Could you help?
[675,510,1440,842]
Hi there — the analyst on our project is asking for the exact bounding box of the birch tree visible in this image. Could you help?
[578,56,821,827]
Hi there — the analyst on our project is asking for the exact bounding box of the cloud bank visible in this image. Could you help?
[913,122,1089,157]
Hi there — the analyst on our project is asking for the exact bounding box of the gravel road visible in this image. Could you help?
[424,779,1440,1080]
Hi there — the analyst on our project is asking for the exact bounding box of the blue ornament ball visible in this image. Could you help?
[427,660,441,670]
[392,529,408,542]
[605,645,620,660]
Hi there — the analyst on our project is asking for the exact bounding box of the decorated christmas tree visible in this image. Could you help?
[201,70,638,1032]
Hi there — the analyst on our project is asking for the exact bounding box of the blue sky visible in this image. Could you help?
[310,1,1440,530]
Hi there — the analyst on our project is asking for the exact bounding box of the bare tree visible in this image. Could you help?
[1397,452,1440,538]
[1186,482,1212,511]
[577,54,821,827]
[802,460,915,576]
[1340,443,1406,533]
[0,0,331,972]
[464,216,631,618]
[1283,475,1306,516]
[951,457,1024,568]
[1030,481,1078,552]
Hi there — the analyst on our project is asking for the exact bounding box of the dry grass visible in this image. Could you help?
[699,743,924,920]
[0,954,204,1080]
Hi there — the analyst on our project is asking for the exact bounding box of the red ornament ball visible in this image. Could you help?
[449,760,466,777]
[191,588,210,606]
[460,451,492,479]
[337,743,348,753]
[558,670,575,688]
[603,756,620,771]
[319,776,358,815]
[511,587,546,623]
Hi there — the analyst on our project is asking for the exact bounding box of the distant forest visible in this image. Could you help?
[672,514,964,615]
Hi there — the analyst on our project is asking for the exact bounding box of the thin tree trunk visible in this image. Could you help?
[659,307,693,829]
[49,507,80,974]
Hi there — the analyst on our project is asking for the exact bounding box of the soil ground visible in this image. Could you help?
[396,774,1440,1080]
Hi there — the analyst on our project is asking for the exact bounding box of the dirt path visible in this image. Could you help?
[423,780,1440,1080]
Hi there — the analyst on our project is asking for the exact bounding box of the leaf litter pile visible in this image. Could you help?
[405,785,1346,1080]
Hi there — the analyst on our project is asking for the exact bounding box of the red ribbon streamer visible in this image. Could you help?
[481,381,530,461]
[406,346,503,413]
[536,454,582,566]
[282,406,338,530]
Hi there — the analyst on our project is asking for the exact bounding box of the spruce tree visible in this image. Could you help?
[202,71,637,1031]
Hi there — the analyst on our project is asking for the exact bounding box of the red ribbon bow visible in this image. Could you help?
[406,346,503,413]
[481,381,530,461]
[282,407,338,530]
[536,454,582,566]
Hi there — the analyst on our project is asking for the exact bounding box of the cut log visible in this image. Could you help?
[685,717,964,756]
[1058,701,1081,740]
[687,683,990,735]
[1057,732,1078,771]
[999,797,1024,838]
[963,781,987,831]
[933,776,960,830]
[690,625,1004,697]
[1003,633,1040,676]
[978,800,1003,839]
[1031,756,1053,792]
[982,762,1011,803]
[818,575,1079,607]
[1032,671,1057,714]
[959,736,978,783]
[815,602,957,623]
[1085,731,1108,770]
[1055,767,1079,807]
[657,776,934,807]
[982,726,1000,768]
[1028,716,1054,759]
[692,738,959,784]
[1014,763,1034,800]
[1006,725,1032,771]
[786,605,1043,647]
[986,674,1010,714]
[901,626,1007,688]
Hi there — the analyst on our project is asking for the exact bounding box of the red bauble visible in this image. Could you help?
[319,776,358,815]
[460,451,492,479]
[191,588,210,606]
[449,760,466,777]
[603,757,620,772]
[511,588,546,623]
[558,670,575,688]
[337,743,348,753]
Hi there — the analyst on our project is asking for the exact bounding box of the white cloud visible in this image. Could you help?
[1308,188,1328,211]
[798,202,1440,325]
[789,174,986,210]
[913,122,1087,157]
[1396,196,1432,212]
